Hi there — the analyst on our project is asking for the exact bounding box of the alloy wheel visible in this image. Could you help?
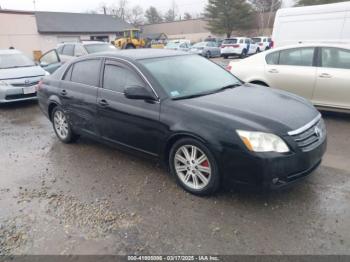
[54,111,69,140]
[174,145,212,190]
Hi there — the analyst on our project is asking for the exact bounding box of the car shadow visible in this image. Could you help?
[0,100,38,110]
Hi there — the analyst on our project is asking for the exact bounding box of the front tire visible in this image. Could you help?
[169,138,220,196]
[205,51,211,59]
[52,106,79,144]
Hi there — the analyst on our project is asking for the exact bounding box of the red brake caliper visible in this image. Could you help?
[201,160,210,177]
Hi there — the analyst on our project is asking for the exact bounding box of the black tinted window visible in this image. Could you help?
[266,51,280,65]
[62,44,74,56]
[71,60,101,86]
[321,47,350,69]
[279,48,315,66]
[103,64,144,93]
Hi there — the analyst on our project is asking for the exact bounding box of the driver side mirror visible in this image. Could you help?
[124,85,156,101]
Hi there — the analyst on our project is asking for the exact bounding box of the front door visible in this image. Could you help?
[39,49,62,73]
[97,59,161,156]
[265,47,317,100]
[313,47,350,110]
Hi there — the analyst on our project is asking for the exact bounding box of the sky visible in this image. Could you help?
[0,0,295,15]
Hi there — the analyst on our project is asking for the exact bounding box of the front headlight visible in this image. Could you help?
[236,130,290,153]
[0,81,10,88]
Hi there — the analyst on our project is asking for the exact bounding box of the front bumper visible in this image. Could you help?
[220,136,327,189]
[0,85,38,103]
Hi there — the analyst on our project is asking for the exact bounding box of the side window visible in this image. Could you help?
[62,44,74,56]
[103,64,144,93]
[266,51,280,65]
[245,39,250,44]
[321,47,350,70]
[279,48,315,67]
[57,45,64,55]
[180,43,186,48]
[71,59,101,86]
[239,39,244,44]
[63,65,73,81]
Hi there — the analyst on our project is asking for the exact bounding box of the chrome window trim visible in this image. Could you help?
[288,114,322,136]
[104,57,160,101]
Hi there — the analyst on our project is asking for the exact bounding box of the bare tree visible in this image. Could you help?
[248,0,282,34]
[184,12,192,20]
[128,5,144,26]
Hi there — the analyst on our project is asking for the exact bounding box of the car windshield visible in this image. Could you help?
[84,44,116,54]
[252,38,262,43]
[0,53,35,69]
[193,42,207,48]
[222,39,238,45]
[140,55,241,99]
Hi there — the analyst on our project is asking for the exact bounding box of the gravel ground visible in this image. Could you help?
[0,86,350,255]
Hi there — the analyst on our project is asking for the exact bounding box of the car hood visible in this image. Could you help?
[176,84,319,134]
[0,66,46,80]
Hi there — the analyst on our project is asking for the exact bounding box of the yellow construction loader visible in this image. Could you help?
[113,29,146,49]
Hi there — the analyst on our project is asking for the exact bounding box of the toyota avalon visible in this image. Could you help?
[37,49,327,196]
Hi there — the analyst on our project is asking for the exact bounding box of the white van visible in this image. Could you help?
[272,2,350,47]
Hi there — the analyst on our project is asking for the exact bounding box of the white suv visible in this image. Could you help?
[220,37,259,59]
[252,36,272,51]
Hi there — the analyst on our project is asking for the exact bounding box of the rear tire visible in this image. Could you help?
[223,55,229,59]
[169,138,220,196]
[205,51,211,59]
[52,106,79,144]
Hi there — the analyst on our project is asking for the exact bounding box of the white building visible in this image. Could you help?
[0,10,133,58]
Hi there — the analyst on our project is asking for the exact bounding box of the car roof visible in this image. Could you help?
[0,49,22,55]
[87,49,191,61]
[270,43,350,51]
[57,41,107,46]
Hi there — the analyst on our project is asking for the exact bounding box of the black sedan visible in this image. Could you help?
[37,49,327,196]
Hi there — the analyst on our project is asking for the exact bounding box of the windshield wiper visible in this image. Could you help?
[1,65,35,69]
[172,83,242,101]
[215,83,241,93]
[172,91,215,100]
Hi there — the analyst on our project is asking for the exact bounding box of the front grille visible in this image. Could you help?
[5,93,37,100]
[289,117,326,152]
[12,81,39,87]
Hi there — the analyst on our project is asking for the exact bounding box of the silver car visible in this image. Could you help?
[0,49,48,103]
[39,42,116,73]
[190,41,221,58]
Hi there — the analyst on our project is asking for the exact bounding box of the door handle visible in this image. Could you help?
[60,90,67,96]
[319,73,332,78]
[268,69,279,74]
[98,99,109,107]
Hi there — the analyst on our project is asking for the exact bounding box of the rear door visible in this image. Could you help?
[313,47,350,110]
[264,47,317,99]
[97,59,161,155]
[60,59,101,135]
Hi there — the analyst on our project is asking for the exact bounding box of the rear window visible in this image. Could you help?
[71,59,101,86]
[252,38,262,43]
[222,39,238,45]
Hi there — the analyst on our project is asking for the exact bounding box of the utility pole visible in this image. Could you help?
[33,0,37,11]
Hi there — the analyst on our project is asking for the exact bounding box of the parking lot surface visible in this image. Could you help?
[1,84,350,255]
